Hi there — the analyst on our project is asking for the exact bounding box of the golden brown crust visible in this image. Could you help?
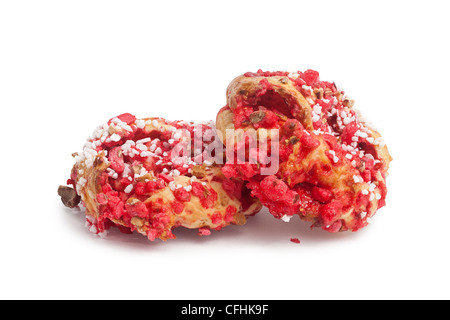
[223,73,392,171]
[64,115,262,241]
[217,70,392,232]
[226,75,314,130]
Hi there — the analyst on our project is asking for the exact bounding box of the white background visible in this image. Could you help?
[1,0,449,300]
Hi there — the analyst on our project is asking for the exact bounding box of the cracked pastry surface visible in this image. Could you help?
[59,113,261,241]
[216,69,392,232]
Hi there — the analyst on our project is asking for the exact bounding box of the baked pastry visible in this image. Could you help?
[58,113,261,241]
[216,69,392,232]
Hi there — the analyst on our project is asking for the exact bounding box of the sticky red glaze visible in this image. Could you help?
[71,114,255,241]
[222,70,389,232]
